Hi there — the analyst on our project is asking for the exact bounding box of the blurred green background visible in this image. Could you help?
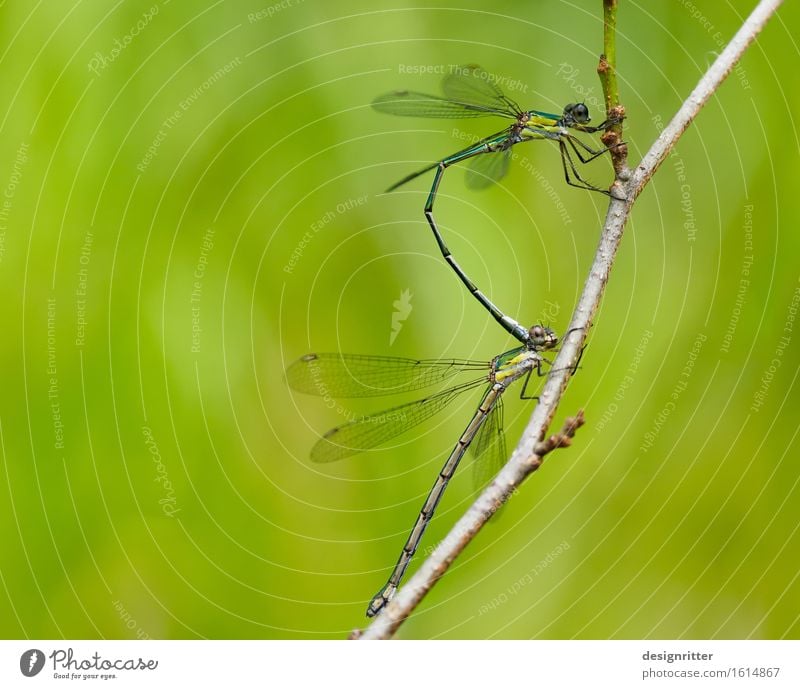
[0,0,798,640]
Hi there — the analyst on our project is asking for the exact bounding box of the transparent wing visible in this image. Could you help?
[311,381,484,463]
[442,65,516,113]
[464,148,512,189]
[372,90,513,119]
[470,399,507,494]
[286,353,488,398]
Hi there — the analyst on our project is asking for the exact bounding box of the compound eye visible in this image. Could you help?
[573,103,590,122]
[530,325,544,341]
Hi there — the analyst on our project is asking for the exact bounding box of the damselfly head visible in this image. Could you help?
[528,324,558,350]
[563,102,591,126]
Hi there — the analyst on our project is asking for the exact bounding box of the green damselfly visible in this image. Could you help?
[286,324,558,617]
[373,64,620,345]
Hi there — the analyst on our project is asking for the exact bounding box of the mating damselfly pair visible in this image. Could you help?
[287,65,619,617]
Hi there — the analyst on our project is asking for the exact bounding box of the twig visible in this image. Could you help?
[597,0,626,175]
[534,410,585,456]
[357,0,783,640]
[597,0,619,114]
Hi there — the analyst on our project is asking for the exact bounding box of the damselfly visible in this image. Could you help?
[286,324,558,617]
[373,64,621,345]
